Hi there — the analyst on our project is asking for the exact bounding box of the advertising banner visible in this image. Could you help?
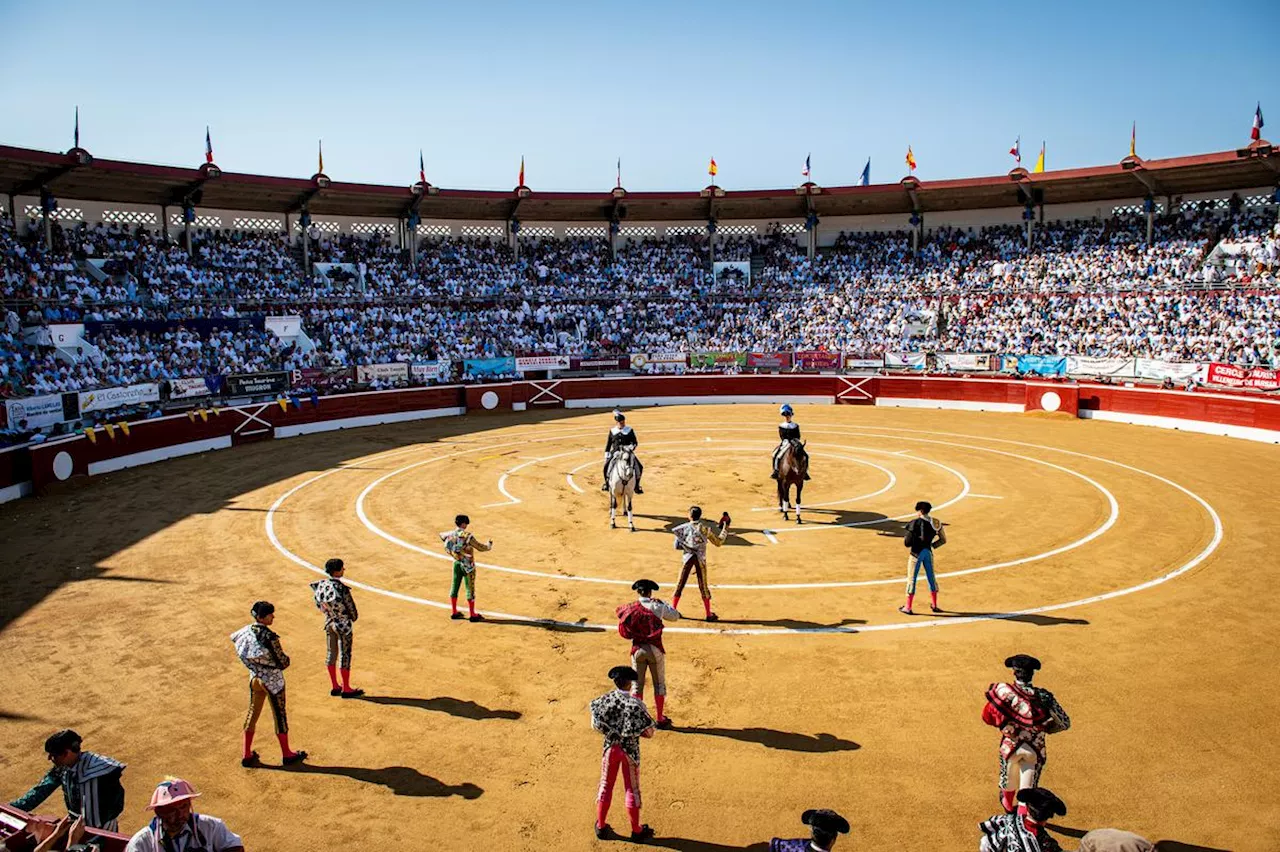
[78,382,161,413]
[463,357,517,377]
[885,352,927,369]
[793,350,842,370]
[1203,362,1280,391]
[844,355,884,370]
[515,355,571,372]
[746,352,794,369]
[1015,355,1067,376]
[631,352,688,370]
[1135,358,1206,382]
[410,362,447,383]
[689,352,747,369]
[5,394,67,429]
[291,367,355,391]
[266,315,304,338]
[940,353,995,372]
[225,372,290,396]
[570,356,630,371]
[169,376,221,399]
[355,363,410,384]
[1066,356,1137,377]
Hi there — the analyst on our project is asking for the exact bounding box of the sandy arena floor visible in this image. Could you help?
[1,405,1276,851]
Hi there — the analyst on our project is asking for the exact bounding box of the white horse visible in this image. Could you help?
[607,448,638,531]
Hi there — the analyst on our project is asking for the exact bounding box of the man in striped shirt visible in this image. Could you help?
[9,730,126,831]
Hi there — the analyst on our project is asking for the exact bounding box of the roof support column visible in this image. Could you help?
[707,218,717,269]
[1023,203,1035,252]
[909,211,922,257]
[39,189,55,251]
[5,194,14,231]
[608,219,620,264]
[299,209,311,271]
[182,204,194,258]
[1144,197,1156,246]
[510,217,520,263]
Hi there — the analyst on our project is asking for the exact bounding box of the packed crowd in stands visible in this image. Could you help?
[1,198,1277,412]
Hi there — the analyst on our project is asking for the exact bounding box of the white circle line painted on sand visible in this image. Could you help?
[264,419,1221,635]
[355,440,974,586]
[482,449,590,508]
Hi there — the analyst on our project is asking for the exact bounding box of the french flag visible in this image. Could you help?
[1252,103,1265,141]
[205,127,214,164]
[802,153,810,178]
[1009,137,1021,164]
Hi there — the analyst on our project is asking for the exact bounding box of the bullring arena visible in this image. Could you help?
[3,375,1278,850]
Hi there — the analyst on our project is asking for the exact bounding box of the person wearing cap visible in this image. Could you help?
[978,787,1067,852]
[898,500,947,615]
[589,665,656,841]
[671,505,730,621]
[439,514,492,622]
[982,655,1071,813]
[771,404,810,480]
[769,808,851,851]
[9,730,126,830]
[601,409,644,494]
[230,601,307,767]
[616,579,681,729]
[310,558,363,698]
[124,778,244,852]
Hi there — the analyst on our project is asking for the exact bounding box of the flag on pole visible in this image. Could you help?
[859,158,870,186]
[318,140,324,174]
[74,106,80,149]
[1009,137,1021,164]
[205,127,214,164]
[616,157,621,189]
[518,155,525,186]
[1129,121,1136,157]
[708,157,718,178]
[419,150,426,184]
[1252,103,1265,141]
[905,146,916,172]
[802,153,811,178]
[1033,142,1045,173]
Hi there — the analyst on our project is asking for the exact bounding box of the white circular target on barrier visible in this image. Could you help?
[53,451,74,481]
[480,391,500,410]
[1040,391,1062,412]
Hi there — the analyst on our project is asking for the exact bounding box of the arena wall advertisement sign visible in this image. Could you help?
[941,353,995,372]
[1134,358,1205,382]
[630,352,688,370]
[1204,362,1280,391]
[1066,356,1137,377]
[291,367,355,391]
[689,352,747,368]
[793,351,842,370]
[570,356,630,371]
[746,352,793,368]
[885,352,927,369]
[1015,355,1067,376]
[514,355,571,372]
[844,355,885,370]
[463,357,517,377]
[169,376,221,399]
[225,372,290,396]
[410,362,447,382]
[78,382,161,413]
[355,363,410,384]
[4,393,67,428]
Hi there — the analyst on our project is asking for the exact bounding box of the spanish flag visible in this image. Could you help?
[518,156,525,186]
[708,157,718,178]
[1033,142,1045,173]
[318,140,324,174]
[905,146,917,172]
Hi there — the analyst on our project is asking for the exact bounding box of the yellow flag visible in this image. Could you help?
[1033,142,1045,173]
[104,423,116,440]
[119,422,130,437]
[187,411,196,422]
[85,427,97,443]
[318,140,324,174]
[278,397,289,412]
[199,408,208,422]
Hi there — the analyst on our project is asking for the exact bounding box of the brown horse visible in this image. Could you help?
[777,440,807,523]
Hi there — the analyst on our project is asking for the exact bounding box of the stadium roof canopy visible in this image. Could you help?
[1,143,1275,223]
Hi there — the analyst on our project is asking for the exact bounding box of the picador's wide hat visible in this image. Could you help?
[801,809,850,834]
[1017,787,1067,819]
[1005,654,1042,671]
[632,579,659,593]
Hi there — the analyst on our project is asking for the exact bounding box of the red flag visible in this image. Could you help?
[518,155,525,186]
[905,146,917,172]
[708,157,718,177]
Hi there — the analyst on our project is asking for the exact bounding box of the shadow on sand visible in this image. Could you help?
[353,695,521,720]
[671,725,860,753]
[261,763,483,798]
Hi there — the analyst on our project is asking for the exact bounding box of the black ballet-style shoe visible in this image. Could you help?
[451,611,465,620]
[595,824,613,839]
[241,751,260,768]
[634,486,644,494]
[282,750,308,766]
[330,688,342,697]
[631,825,655,840]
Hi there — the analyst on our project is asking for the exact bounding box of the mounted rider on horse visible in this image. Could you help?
[771,404,810,481]
[602,409,644,494]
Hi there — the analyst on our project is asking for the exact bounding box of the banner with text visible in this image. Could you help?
[169,376,221,399]
[844,355,884,371]
[515,355,571,372]
[940,353,995,372]
[886,352,927,370]
[79,382,161,414]
[793,350,842,370]
[1133,359,1205,382]
[411,362,447,383]
[746,352,794,369]
[1065,356,1137,377]
[1015,355,1068,376]
[291,367,355,391]
[689,351,747,369]
[225,372,290,396]
[463,357,517,377]
[570,356,630,372]
[1204,362,1280,391]
[5,393,68,429]
[356,363,410,384]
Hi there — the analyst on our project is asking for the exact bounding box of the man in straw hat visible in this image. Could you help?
[125,778,243,852]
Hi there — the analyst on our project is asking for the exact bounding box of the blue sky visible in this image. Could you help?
[1,0,1275,192]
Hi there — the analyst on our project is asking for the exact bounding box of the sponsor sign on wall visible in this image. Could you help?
[844,355,885,370]
[225,372,290,396]
[746,352,793,369]
[793,351,842,370]
[886,352,927,369]
[410,362,447,382]
[78,382,161,413]
[1204,362,1280,390]
[514,355,571,372]
[689,352,747,368]
[940,353,995,372]
[1134,358,1205,382]
[1065,356,1137,377]
[1015,355,1067,376]
[570,356,630,371]
[355,363,410,384]
[291,367,355,391]
[5,393,68,428]
[463,357,517,377]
